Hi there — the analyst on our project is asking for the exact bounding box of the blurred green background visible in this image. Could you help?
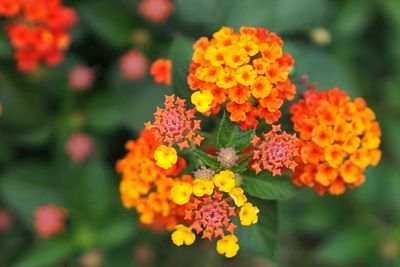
[1,0,399,266]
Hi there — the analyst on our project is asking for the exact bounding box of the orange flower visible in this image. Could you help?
[116,130,190,231]
[138,0,174,24]
[1,0,78,72]
[188,26,295,130]
[290,88,382,195]
[150,59,171,86]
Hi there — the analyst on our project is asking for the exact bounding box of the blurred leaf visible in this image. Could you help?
[0,162,63,224]
[190,147,220,169]
[242,171,299,200]
[168,35,195,99]
[85,93,123,132]
[0,72,47,128]
[12,237,75,267]
[16,122,52,147]
[97,218,136,249]
[236,198,277,260]
[315,226,378,265]
[68,158,113,222]
[333,0,374,38]
[286,41,358,96]
[216,111,255,152]
[176,0,330,33]
[78,1,135,48]
[0,33,12,59]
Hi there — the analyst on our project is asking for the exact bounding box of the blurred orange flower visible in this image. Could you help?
[119,49,148,81]
[150,59,172,86]
[138,0,174,23]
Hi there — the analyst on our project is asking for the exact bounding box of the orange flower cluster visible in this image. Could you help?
[116,130,190,230]
[290,88,381,195]
[188,26,296,130]
[0,0,78,72]
[150,59,172,86]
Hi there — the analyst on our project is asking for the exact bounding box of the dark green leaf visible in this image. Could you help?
[236,198,278,260]
[216,111,255,152]
[190,147,220,169]
[168,35,195,99]
[231,154,251,174]
[78,1,134,48]
[242,171,299,200]
[11,237,75,267]
[97,219,136,249]
[0,162,64,224]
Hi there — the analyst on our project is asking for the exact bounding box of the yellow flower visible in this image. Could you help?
[171,224,196,246]
[170,182,192,205]
[235,64,257,86]
[250,76,272,99]
[192,179,214,197]
[229,188,247,207]
[204,46,225,67]
[217,68,238,89]
[239,202,259,226]
[154,145,178,169]
[216,235,240,258]
[225,48,249,68]
[191,91,213,113]
[212,170,236,192]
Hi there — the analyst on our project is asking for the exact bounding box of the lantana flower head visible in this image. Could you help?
[138,0,174,24]
[119,49,148,81]
[1,0,78,71]
[34,204,67,238]
[116,130,190,230]
[251,124,300,176]
[290,88,381,195]
[188,26,296,130]
[145,94,204,150]
[150,59,172,86]
[169,170,259,258]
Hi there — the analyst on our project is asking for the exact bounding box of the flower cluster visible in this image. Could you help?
[290,88,381,195]
[188,26,296,130]
[116,130,190,230]
[119,49,148,81]
[145,94,204,150]
[169,170,259,258]
[34,204,67,238]
[0,0,78,71]
[251,125,300,176]
[150,59,172,86]
[138,0,174,24]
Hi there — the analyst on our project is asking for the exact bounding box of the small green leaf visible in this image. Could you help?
[12,237,76,267]
[236,198,278,260]
[231,154,251,174]
[168,35,195,99]
[190,147,220,169]
[216,112,255,152]
[242,171,299,200]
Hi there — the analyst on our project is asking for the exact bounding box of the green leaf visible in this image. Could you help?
[231,154,251,174]
[11,237,75,267]
[85,92,123,132]
[168,35,195,99]
[175,0,330,34]
[190,147,220,169]
[285,41,359,97]
[78,1,134,48]
[97,218,136,249]
[315,226,378,265]
[0,162,64,224]
[236,198,278,260]
[242,171,299,200]
[216,112,255,152]
[67,158,113,222]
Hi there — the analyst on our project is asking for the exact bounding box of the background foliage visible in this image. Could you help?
[1,0,399,266]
